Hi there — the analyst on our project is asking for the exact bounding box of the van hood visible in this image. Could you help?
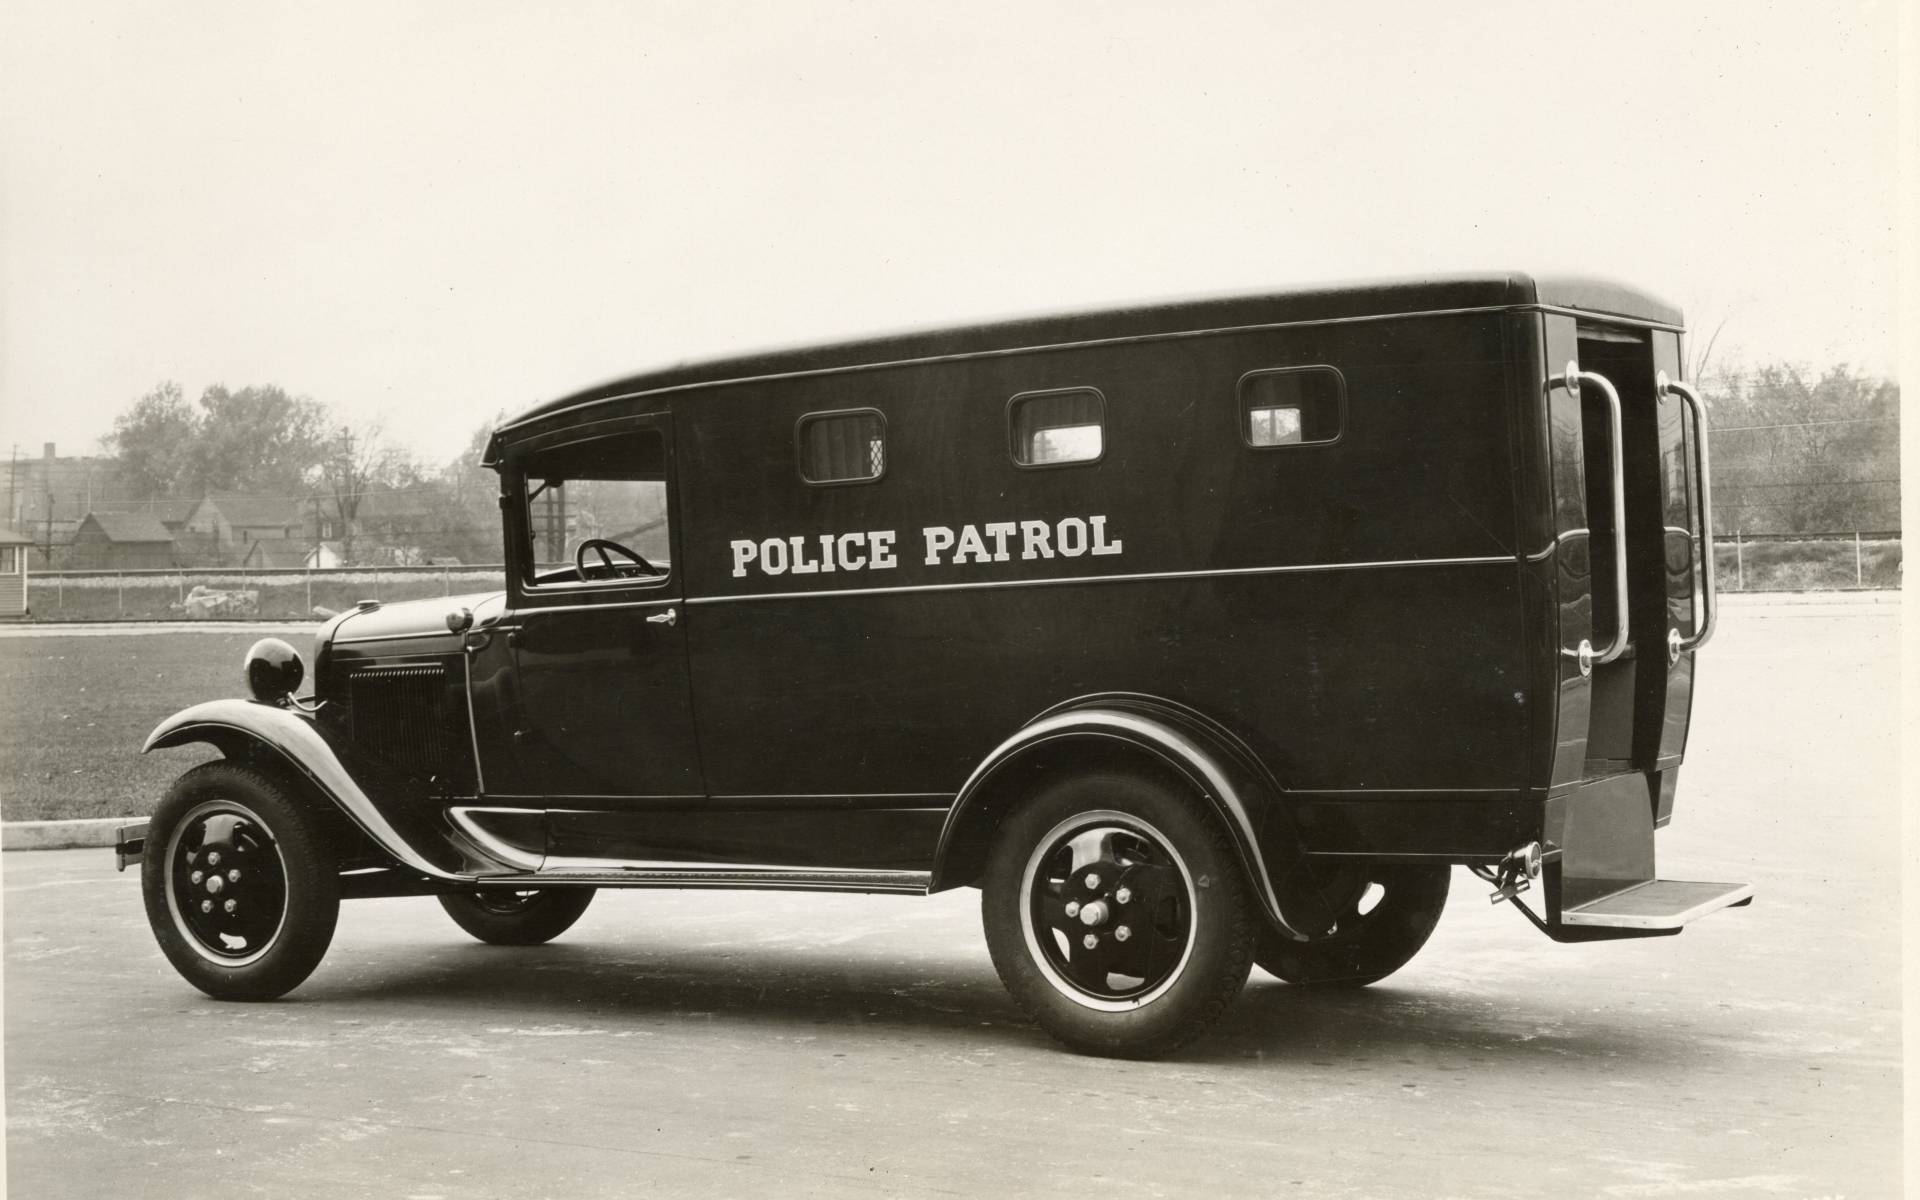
[321,591,508,645]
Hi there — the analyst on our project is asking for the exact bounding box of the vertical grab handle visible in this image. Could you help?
[1558,361,1630,672]
[1658,371,1716,656]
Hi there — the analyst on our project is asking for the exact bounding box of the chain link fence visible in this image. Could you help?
[1712,532,1900,592]
[21,565,508,622]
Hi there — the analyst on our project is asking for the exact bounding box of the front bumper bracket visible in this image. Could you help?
[114,821,149,872]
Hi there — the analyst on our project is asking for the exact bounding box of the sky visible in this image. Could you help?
[0,0,1903,468]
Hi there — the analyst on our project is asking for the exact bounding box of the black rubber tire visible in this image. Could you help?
[981,772,1255,1059]
[141,761,340,1001]
[438,888,596,945]
[1255,863,1450,987]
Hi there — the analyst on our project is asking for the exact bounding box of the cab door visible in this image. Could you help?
[481,414,704,833]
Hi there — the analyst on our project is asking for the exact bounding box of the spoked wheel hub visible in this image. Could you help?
[165,800,289,966]
[1020,810,1196,1011]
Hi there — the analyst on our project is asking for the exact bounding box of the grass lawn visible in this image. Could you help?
[0,630,316,822]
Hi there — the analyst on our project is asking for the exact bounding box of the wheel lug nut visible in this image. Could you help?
[1115,925,1132,942]
[228,869,241,882]
[1115,887,1131,904]
[1082,933,1099,950]
[1064,901,1081,918]
[208,852,221,866]
[1085,873,1101,889]
[224,899,237,913]
[200,900,213,914]
[190,871,203,884]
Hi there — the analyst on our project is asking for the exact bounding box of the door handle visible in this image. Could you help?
[1558,361,1629,672]
[646,607,677,627]
[1658,371,1717,659]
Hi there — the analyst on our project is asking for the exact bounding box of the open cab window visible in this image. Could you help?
[516,427,672,587]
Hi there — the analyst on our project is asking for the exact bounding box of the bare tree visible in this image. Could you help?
[317,426,383,565]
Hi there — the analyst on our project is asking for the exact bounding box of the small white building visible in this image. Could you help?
[0,526,33,618]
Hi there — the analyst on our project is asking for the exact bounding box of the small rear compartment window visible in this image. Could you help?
[1010,387,1105,467]
[798,409,887,484]
[1240,367,1344,447]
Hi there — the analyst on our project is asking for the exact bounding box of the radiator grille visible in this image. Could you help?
[348,664,448,780]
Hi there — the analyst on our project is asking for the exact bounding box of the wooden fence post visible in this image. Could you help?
[1734,532,1744,591]
[306,568,313,617]
[117,570,124,615]
[1854,532,1863,587]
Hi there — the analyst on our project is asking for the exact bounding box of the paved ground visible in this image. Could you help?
[3,600,1903,1198]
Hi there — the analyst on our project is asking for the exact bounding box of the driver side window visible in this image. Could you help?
[518,428,672,588]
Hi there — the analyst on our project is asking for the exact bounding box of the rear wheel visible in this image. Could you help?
[982,772,1255,1058]
[438,888,595,945]
[1256,863,1450,987]
[141,761,340,1000]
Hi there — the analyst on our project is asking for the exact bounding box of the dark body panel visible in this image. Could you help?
[667,310,1535,864]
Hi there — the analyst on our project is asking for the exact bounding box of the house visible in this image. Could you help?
[68,512,176,570]
[180,494,313,566]
[89,497,199,534]
[0,526,32,617]
[337,485,437,565]
[184,493,305,544]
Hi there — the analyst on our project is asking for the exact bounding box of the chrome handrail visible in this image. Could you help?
[1658,371,1717,655]
[1560,361,1630,670]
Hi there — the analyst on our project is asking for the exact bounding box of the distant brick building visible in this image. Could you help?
[1,443,139,566]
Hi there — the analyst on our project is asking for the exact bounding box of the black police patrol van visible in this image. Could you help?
[121,272,1750,1057]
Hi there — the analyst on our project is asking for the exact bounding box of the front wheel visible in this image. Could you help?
[438,888,595,945]
[1255,863,1450,987]
[981,772,1255,1059]
[141,761,340,1000]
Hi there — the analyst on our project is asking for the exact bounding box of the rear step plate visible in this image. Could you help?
[1561,880,1753,930]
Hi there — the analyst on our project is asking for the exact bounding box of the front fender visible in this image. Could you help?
[929,695,1307,936]
[144,699,498,881]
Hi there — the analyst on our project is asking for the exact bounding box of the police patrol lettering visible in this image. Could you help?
[730,515,1122,579]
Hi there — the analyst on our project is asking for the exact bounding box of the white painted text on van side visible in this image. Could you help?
[729,515,1122,579]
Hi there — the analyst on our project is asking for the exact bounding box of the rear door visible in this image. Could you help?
[1544,316,1704,786]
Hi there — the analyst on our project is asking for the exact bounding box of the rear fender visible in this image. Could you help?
[143,699,507,880]
[929,693,1309,936]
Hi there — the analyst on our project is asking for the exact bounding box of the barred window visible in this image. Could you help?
[798,410,887,484]
[1010,388,1105,467]
[1240,367,1344,448]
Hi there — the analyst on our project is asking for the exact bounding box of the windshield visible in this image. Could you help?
[517,428,671,584]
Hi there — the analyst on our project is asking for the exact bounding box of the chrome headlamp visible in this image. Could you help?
[243,638,305,705]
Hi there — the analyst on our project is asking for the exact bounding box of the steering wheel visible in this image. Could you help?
[575,537,661,580]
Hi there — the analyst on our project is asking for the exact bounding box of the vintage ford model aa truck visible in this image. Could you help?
[120,273,1750,1057]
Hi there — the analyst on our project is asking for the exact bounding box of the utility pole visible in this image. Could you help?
[6,445,16,528]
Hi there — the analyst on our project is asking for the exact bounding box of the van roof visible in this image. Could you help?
[494,271,1680,443]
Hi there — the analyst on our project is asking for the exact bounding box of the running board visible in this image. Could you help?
[481,866,933,895]
[1561,879,1752,932]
